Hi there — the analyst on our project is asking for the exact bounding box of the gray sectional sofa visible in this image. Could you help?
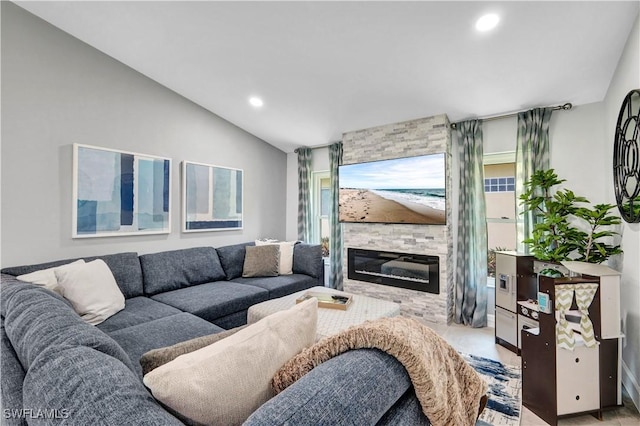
[0,242,429,425]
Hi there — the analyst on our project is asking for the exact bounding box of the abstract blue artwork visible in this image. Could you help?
[182,161,243,232]
[73,144,171,238]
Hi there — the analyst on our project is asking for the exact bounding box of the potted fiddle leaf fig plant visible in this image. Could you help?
[520,169,622,264]
[573,203,623,263]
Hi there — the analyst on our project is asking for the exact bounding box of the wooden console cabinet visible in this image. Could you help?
[521,264,622,426]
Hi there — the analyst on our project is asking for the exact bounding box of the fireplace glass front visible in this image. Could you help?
[347,248,439,294]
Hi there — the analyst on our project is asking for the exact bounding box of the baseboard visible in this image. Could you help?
[622,359,640,411]
[487,313,495,328]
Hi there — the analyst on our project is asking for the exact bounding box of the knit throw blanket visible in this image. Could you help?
[272,317,488,426]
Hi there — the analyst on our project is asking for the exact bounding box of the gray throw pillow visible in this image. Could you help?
[242,245,280,278]
[140,325,246,376]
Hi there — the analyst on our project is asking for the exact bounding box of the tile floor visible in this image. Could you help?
[425,321,640,426]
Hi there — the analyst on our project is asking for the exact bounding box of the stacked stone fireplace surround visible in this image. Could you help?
[341,114,453,325]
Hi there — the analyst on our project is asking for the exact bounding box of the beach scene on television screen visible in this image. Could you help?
[339,153,446,225]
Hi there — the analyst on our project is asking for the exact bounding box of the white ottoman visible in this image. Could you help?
[247,286,400,340]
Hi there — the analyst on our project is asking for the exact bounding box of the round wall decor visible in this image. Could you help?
[613,89,640,223]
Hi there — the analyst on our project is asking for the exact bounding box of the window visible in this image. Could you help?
[484,176,515,193]
[484,153,516,278]
[312,171,331,257]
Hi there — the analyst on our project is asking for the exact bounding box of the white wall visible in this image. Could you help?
[603,13,640,410]
[549,102,608,203]
[1,3,287,266]
[482,102,607,203]
[483,118,518,154]
[311,147,330,172]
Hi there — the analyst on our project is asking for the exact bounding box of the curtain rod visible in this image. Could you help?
[294,141,340,153]
[449,103,573,130]
[294,102,573,151]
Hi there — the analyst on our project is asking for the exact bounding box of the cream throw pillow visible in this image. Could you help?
[17,260,85,294]
[54,259,125,325]
[255,240,296,275]
[143,298,318,426]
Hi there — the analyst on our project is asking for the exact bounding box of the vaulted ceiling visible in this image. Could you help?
[15,1,639,152]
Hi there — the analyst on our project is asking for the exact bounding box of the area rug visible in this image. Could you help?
[461,353,522,426]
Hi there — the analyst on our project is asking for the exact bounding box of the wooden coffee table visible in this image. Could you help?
[247,286,400,340]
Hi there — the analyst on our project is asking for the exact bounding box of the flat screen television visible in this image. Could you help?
[339,153,446,225]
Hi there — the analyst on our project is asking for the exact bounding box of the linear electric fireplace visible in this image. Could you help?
[347,248,439,294]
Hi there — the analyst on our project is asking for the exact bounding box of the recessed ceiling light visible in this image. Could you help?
[475,13,500,32]
[249,97,264,108]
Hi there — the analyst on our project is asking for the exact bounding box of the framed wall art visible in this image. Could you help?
[72,144,171,238]
[182,161,243,232]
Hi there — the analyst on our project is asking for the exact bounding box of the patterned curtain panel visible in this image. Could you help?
[574,283,598,348]
[555,284,575,351]
[328,142,344,291]
[455,120,488,327]
[515,108,553,253]
[297,148,313,242]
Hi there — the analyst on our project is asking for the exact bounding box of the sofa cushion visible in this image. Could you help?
[232,274,317,299]
[1,281,135,373]
[140,247,226,296]
[244,349,413,425]
[140,325,246,375]
[16,259,85,294]
[216,242,254,280]
[96,297,182,334]
[109,312,224,379]
[143,298,318,426]
[96,252,145,299]
[211,310,252,330]
[150,281,269,323]
[1,252,144,299]
[55,259,125,325]
[292,243,323,278]
[23,346,183,426]
[1,321,26,426]
[242,245,280,278]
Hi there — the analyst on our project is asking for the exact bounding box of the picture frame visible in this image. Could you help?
[72,143,171,238]
[182,161,243,232]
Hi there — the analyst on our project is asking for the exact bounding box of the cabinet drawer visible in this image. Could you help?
[556,345,600,415]
[496,307,517,347]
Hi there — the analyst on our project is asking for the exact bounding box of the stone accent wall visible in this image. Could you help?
[341,114,453,325]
